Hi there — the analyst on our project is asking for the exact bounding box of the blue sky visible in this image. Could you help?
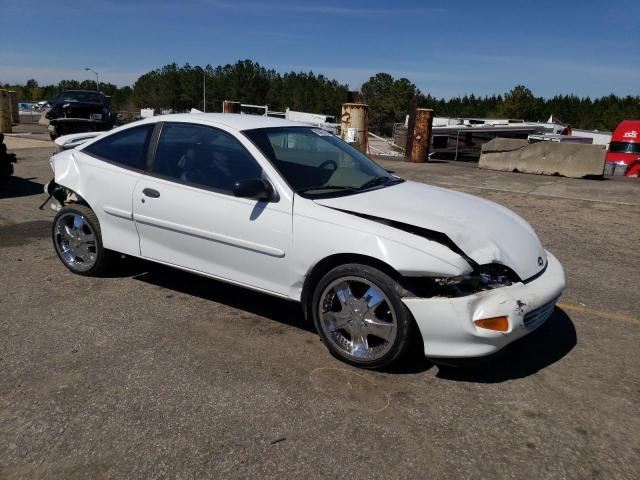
[1,0,638,98]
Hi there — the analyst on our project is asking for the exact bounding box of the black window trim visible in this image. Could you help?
[82,123,155,173]
[145,121,164,172]
[145,121,278,201]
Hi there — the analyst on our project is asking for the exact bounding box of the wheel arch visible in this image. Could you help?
[51,181,95,211]
[300,253,408,321]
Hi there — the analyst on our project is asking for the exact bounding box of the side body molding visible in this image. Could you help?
[133,213,286,258]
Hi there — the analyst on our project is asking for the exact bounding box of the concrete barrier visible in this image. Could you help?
[479,138,606,178]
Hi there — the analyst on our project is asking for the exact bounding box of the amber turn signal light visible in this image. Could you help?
[474,316,509,332]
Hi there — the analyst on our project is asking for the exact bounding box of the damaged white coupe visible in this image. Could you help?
[44,114,565,368]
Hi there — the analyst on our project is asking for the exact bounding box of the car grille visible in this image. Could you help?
[523,298,558,331]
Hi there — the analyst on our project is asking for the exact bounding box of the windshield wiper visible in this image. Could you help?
[296,185,360,194]
[359,176,402,190]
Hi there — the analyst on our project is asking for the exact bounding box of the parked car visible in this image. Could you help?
[605,120,640,177]
[46,90,114,140]
[44,114,565,369]
[34,100,50,112]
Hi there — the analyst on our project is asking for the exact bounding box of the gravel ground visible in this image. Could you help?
[1,146,639,479]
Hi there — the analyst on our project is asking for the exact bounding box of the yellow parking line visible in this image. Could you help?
[557,303,640,326]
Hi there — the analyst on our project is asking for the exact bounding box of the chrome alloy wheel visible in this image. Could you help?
[53,212,98,271]
[319,276,398,361]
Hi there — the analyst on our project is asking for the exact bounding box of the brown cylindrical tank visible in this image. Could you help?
[223,100,241,114]
[8,91,19,124]
[0,90,13,133]
[340,103,368,154]
[408,108,433,163]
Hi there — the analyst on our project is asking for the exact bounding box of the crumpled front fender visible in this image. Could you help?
[290,197,474,300]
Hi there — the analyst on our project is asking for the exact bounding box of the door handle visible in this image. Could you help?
[142,188,160,198]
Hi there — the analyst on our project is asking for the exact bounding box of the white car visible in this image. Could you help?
[46,113,565,369]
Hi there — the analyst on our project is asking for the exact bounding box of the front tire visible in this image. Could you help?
[51,204,112,276]
[311,263,415,369]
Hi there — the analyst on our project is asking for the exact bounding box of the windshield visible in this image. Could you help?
[244,127,400,196]
[609,141,640,155]
[55,91,104,104]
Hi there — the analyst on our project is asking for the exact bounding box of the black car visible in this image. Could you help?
[46,90,115,139]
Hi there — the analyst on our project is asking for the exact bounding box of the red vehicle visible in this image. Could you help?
[605,120,640,177]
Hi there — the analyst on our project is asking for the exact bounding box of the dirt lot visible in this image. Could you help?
[1,142,639,479]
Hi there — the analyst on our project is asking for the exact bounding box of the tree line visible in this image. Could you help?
[130,61,348,116]
[3,60,638,134]
[361,75,639,134]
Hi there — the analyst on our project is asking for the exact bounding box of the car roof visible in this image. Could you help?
[61,90,103,94]
[612,120,640,143]
[145,113,308,131]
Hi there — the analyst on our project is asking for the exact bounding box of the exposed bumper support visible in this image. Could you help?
[403,250,566,358]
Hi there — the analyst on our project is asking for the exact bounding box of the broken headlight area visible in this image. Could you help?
[402,264,521,298]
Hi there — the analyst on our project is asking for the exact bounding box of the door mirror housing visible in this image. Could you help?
[233,178,274,202]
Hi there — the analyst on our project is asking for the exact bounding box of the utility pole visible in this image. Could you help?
[84,67,99,91]
[203,68,206,112]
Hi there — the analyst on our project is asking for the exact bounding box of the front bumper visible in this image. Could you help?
[49,118,111,135]
[403,250,566,358]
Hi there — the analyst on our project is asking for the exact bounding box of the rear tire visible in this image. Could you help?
[51,204,113,276]
[311,263,415,369]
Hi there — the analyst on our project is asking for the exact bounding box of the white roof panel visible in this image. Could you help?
[154,113,305,131]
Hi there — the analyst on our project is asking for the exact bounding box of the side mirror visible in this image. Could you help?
[233,178,274,202]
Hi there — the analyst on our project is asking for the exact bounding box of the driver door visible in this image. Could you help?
[132,122,292,296]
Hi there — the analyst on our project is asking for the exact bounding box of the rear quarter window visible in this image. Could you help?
[83,124,154,169]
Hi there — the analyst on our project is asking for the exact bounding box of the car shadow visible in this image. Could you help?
[126,257,435,374]
[0,176,44,199]
[381,344,435,375]
[109,257,575,379]
[124,257,315,334]
[434,307,576,383]
[0,220,51,247]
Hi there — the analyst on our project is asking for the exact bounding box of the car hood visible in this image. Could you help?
[313,180,546,280]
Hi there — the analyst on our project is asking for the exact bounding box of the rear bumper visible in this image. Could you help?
[403,250,566,358]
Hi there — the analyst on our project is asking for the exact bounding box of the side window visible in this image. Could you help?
[83,124,153,170]
[153,123,262,194]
